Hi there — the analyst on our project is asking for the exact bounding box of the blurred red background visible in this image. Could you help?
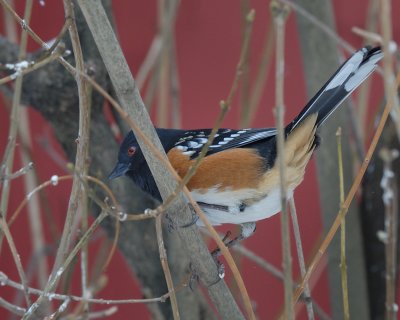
[0,1,398,319]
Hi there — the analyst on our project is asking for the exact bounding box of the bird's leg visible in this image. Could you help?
[209,222,256,282]
[211,222,257,258]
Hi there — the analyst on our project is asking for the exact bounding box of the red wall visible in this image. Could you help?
[1,1,398,319]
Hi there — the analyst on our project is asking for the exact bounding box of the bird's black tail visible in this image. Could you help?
[286,46,382,133]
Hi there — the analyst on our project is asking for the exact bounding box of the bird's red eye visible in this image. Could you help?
[127,146,136,157]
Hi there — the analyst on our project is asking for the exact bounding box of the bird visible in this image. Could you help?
[109,46,382,248]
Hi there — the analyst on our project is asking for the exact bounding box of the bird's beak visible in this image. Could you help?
[108,162,129,180]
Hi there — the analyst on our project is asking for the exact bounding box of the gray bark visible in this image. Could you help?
[295,1,370,319]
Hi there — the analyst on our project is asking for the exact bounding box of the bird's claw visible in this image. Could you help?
[179,204,199,228]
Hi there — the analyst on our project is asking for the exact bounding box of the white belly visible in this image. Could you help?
[191,187,293,226]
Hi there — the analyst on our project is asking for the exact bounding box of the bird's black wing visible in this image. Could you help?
[174,127,277,158]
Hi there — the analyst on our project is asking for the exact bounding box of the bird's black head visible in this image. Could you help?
[108,128,183,181]
[108,131,146,180]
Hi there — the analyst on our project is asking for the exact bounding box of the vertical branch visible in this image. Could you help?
[379,148,399,320]
[239,0,251,125]
[1,0,50,298]
[0,0,33,249]
[156,0,180,127]
[336,128,350,320]
[170,39,182,128]
[64,2,92,318]
[380,0,400,139]
[157,0,169,127]
[155,215,180,319]
[80,191,90,319]
[357,0,379,142]
[379,3,400,317]
[242,19,274,127]
[289,198,314,319]
[270,1,292,318]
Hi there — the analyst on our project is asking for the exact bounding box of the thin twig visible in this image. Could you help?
[239,0,251,128]
[7,174,119,232]
[47,298,71,319]
[0,46,65,85]
[0,271,186,305]
[0,297,26,316]
[353,0,380,142]
[293,71,400,306]
[270,1,292,318]
[155,215,180,319]
[289,198,314,319]
[241,18,274,127]
[379,148,399,320]
[336,127,350,320]
[0,162,33,182]
[169,37,181,129]
[380,0,400,141]
[63,2,93,316]
[73,306,118,320]
[136,36,162,89]
[0,0,33,253]
[0,212,31,306]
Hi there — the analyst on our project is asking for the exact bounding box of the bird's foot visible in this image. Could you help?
[179,204,199,228]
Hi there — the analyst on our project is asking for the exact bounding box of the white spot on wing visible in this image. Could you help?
[187,141,199,148]
[182,151,195,156]
[196,138,208,144]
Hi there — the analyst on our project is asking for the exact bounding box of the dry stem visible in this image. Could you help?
[0,271,183,305]
[289,198,314,319]
[0,0,33,252]
[271,1,293,318]
[336,127,350,320]
[155,215,180,319]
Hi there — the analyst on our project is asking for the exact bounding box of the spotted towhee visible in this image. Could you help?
[109,46,382,245]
